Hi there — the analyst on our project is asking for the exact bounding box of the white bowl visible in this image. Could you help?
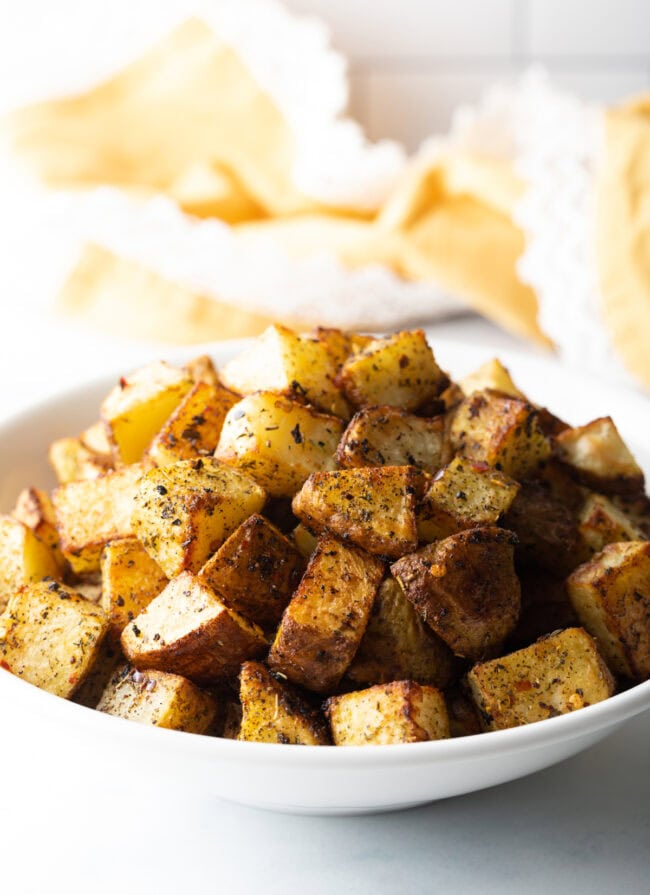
[1,336,649,815]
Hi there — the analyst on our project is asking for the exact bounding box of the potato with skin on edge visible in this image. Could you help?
[268,536,384,694]
[313,327,373,371]
[467,628,615,730]
[392,526,520,660]
[556,416,644,497]
[0,580,109,698]
[502,480,579,575]
[131,458,266,579]
[12,488,63,565]
[215,392,343,499]
[325,681,450,746]
[0,516,62,611]
[576,492,646,558]
[97,664,217,733]
[238,661,330,745]
[337,405,445,473]
[292,466,425,560]
[48,435,112,483]
[566,541,650,680]
[198,514,305,629]
[121,571,267,684]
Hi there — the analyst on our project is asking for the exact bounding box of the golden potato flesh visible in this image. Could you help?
[53,464,144,574]
[80,421,113,458]
[184,354,220,387]
[12,487,63,564]
[292,466,424,559]
[97,664,216,733]
[336,406,445,473]
[215,393,343,499]
[132,458,266,579]
[220,324,349,418]
[416,457,519,542]
[120,571,267,684]
[0,581,109,698]
[238,661,330,745]
[449,389,551,479]
[459,358,526,400]
[392,526,520,660]
[566,541,650,680]
[48,436,111,483]
[338,329,448,412]
[146,380,238,468]
[0,516,62,612]
[198,514,304,629]
[268,536,384,694]
[577,493,645,558]
[325,681,450,746]
[292,524,318,560]
[346,577,455,689]
[101,361,193,464]
[100,538,169,645]
[313,327,373,371]
[556,416,644,497]
[467,628,615,730]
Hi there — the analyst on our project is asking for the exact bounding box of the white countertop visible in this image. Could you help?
[1,316,648,894]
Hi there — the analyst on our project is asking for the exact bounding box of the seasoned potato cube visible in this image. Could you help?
[238,661,330,745]
[337,329,448,412]
[72,638,123,708]
[48,436,111,483]
[577,493,646,557]
[292,524,318,560]
[80,421,113,458]
[449,389,551,479]
[502,481,579,575]
[392,526,520,660]
[325,681,450,746]
[509,569,579,649]
[222,700,243,739]
[347,577,455,688]
[215,393,343,498]
[0,580,109,698]
[132,458,266,578]
[100,538,169,644]
[459,358,526,399]
[337,406,445,473]
[53,464,144,574]
[101,361,193,464]
[97,664,216,733]
[146,381,238,467]
[313,327,372,370]
[566,541,650,680]
[0,517,61,612]
[120,571,267,683]
[446,687,482,737]
[293,466,424,559]
[184,354,220,387]
[556,417,644,496]
[268,536,384,693]
[12,488,63,564]
[417,457,519,542]
[467,628,615,730]
[198,514,304,629]
[220,324,349,417]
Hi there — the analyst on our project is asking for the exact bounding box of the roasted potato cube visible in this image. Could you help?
[132,458,266,578]
[449,389,551,479]
[459,358,526,400]
[222,700,243,739]
[502,481,579,575]
[101,361,193,464]
[417,457,519,542]
[198,514,304,629]
[467,628,615,730]
[268,536,384,693]
[347,577,455,688]
[337,406,445,473]
[292,466,424,559]
[577,493,646,557]
[566,541,650,680]
[292,524,318,560]
[508,569,579,649]
[80,421,113,458]
[11,488,63,564]
[313,327,372,370]
[325,681,450,746]
[100,538,169,644]
[337,329,448,412]
[184,354,220,387]
[220,324,349,417]
[97,664,216,733]
[215,393,343,499]
[392,526,520,660]
[120,571,267,683]
[0,580,109,698]
[445,687,482,737]
[0,517,62,612]
[48,436,111,483]
[238,661,330,745]
[556,417,644,497]
[72,638,123,708]
[53,464,144,574]
[146,380,238,467]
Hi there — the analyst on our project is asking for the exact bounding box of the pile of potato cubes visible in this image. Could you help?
[1,325,649,746]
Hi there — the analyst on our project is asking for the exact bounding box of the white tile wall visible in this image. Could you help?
[287,0,650,149]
